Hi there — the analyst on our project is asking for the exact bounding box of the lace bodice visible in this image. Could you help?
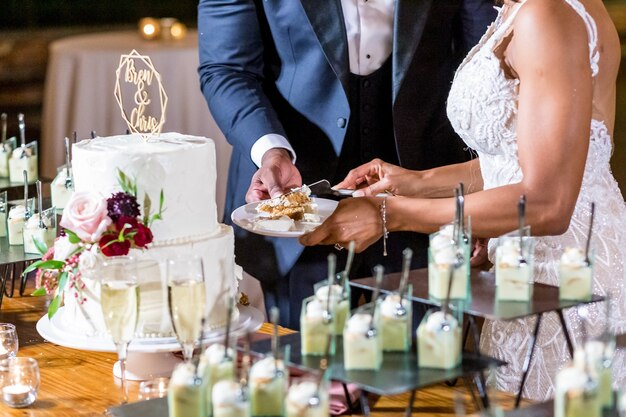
[446,0,626,400]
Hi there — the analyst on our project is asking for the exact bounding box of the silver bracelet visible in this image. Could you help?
[380,196,389,256]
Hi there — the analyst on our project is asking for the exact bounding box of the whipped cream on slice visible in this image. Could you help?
[561,247,588,268]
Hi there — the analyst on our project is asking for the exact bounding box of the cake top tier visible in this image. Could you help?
[72,132,219,242]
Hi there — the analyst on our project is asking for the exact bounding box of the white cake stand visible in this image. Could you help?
[36,305,264,380]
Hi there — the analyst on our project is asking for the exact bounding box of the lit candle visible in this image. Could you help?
[2,384,32,406]
[159,18,178,41]
[170,22,188,41]
[139,17,161,41]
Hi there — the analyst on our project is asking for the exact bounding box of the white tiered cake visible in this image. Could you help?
[62,133,237,337]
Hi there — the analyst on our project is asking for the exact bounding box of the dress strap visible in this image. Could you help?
[562,0,600,76]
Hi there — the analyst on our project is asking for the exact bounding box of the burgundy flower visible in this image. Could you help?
[99,234,131,257]
[116,215,139,232]
[134,223,153,248]
[107,192,140,222]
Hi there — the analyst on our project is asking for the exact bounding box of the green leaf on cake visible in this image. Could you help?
[30,287,47,297]
[116,168,137,197]
[143,193,152,225]
[33,236,48,256]
[48,294,62,319]
[23,260,65,275]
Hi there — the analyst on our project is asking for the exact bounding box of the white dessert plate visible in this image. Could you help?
[231,197,338,238]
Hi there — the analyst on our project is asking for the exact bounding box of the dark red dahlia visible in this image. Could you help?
[134,223,153,248]
[99,234,131,257]
[107,192,140,222]
[116,215,139,232]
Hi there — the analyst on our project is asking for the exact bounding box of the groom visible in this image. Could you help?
[198,0,496,328]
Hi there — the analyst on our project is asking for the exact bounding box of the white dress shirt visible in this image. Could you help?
[251,0,395,167]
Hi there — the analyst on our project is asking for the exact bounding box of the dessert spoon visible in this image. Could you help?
[238,331,251,402]
[396,247,413,317]
[269,306,282,377]
[584,202,595,266]
[1,113,6,144]
[222,295,234,363]
[338,241,355,297]
[18,113,27,158]
[366,265,384,339]
[518,195,527,267]
[323,254,335,325]
[64,137,73,189]
[36,180,44,229]
[308,332,332,408]
[23,170,29,219]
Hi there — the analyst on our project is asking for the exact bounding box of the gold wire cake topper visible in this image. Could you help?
[114,50,168,141]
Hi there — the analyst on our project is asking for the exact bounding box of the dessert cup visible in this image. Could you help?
[168,362,208,417]
[313,277,350,336]
[554,363,601,417]
[428,224,470,300]
[7,199,35,246]
[300,296,335,356]
[559,247,593,301]
[212,380,250,417]
[23,207,56,254]
[51,166,74,213]
[8,142,38,183]
[380,285,413,352]
[200,343,236,416]
[0,191,7,237]
[495,226,534,301]
[249,356,286,417]
[343,303,382,371]
[0,137,16,178]
[417,307,462,370]
[285,376,329,417]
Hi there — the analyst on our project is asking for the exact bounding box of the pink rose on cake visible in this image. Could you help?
[26,168,164,318]
[60,192,112,242]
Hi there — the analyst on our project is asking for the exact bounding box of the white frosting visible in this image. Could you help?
[254,217,294,232]
[561,247,588,268]
[8,205,26,220]
[212,380,243,406]
[250,357,284,381]
[204,343,235,365]
[314,284,343,303]
[24,213,52,230]
[498,239,522,267]
[287,381,317,406]
[171,362,197,385]
[433,244,458,266]
[556,365,590,394]
[305,298,325,321]
[424,311,459,332]
[380,295,409,318]
[346,313,371,334]
[72,133,218,241]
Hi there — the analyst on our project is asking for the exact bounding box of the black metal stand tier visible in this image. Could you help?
[351,268,605,408]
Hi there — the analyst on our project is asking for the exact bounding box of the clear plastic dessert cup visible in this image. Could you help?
[8,141,38,184]
[23,206,57,254]
[7,198,35,246]
[200,343,236,416]
[249,355,286,417]
[300,296,335,356]
[313,275,350,336]
[417,307,462,370]
[380,285,413,352]
[554,362,601,417]
[495,226,534,302]
[0,137,16,178]
[428,223,471,301]
[343,302,382,371]
[212,380,250,417]
[51,166,74,213]
[285,375,329,417]
[168,362,208,417]
[559,247,593,301]
[0,191,7,238]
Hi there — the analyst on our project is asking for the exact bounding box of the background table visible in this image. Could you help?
[41,30,232,219]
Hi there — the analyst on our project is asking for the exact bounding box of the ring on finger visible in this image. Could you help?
[334,243,344,251]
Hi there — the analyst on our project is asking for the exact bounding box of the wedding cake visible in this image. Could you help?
[60,132,237,337]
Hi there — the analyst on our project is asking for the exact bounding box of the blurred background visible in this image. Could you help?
[0,0,624,191]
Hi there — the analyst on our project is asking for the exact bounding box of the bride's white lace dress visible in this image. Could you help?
[446,0,626,400]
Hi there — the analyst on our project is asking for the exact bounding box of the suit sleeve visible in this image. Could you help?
[459,0,498,52]
[197,0,287,161]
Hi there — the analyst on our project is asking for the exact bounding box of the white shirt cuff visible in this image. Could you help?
[250,133,297,167]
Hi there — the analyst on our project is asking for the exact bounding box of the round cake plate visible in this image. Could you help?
[36,305,265,380]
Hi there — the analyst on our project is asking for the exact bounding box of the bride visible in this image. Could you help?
[300,0,625,400]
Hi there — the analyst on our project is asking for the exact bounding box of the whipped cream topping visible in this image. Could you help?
[433,244,458,266]
[556,365,591,395]
[212,380,243,406]
[8,205,27,220]
[170,362,197,385]
[573,340,611,370]
[346,313,372,335]
[250,357,284,381]
[287,381,318,406]
[423,311,458,332]
[305,298,325,321]
[11,146,34,158]
[498,239,522,267]
[203,343,235,365]
[53,169,72,185]
[561,247,588,268]
[315,284,343,303]
[24,213,52,230]
[380,294,409,318]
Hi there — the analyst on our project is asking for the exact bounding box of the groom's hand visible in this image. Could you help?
[246,148,302,202]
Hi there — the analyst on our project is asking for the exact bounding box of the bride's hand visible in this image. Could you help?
[299,197,384,252]
[334,159,421,197]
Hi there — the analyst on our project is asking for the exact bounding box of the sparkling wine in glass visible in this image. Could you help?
[100,257,139,404]
[167,256,207,363]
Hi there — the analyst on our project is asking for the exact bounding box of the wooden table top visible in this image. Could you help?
[0,287,285,417]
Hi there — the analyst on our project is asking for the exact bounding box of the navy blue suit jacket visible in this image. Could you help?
[198,0,496,280]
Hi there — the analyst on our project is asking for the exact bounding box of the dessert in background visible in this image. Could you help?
[428,225,469,300]
[380,292,412,352]
[554,362,601,417]
[300,296,334,356]
[168,362,208,417]
[559,247,593,301]
[417,310,462,370]
[313,281,349,336]
[212,380,249,417]
[285,379,329,417]
[200,343,236,415]
[249,356,286,417]
[495,232,534,301]
[23,207,56,254]
[343,304,382,371]
[7,200,33,246]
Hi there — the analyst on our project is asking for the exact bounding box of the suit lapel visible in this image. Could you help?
[392,0,434,103]
[300,0,350,96]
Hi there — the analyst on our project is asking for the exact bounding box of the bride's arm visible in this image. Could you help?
[301,0,593,250]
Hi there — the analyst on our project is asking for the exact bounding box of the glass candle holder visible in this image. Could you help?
[139,377,169,401]
[343,302,382,371]
[9,141,38,184]
[495,226,534,301]
[300,295,335,356]
[417,306,462,370]
[313,276,350,336]
[0,324,18,359]
[7,198,35,246]
[0,137,16,178]
[0,357,39,408]
[285,374,329,417]
[428,223,471,301]
[380,284,413,352]
[559,247,593,301]
[23,206,57,254]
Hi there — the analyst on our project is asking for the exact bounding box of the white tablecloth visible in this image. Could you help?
[42,30,232,218]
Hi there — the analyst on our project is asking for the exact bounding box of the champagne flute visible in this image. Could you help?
[167,256,207,363]
[100,256,140,404]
